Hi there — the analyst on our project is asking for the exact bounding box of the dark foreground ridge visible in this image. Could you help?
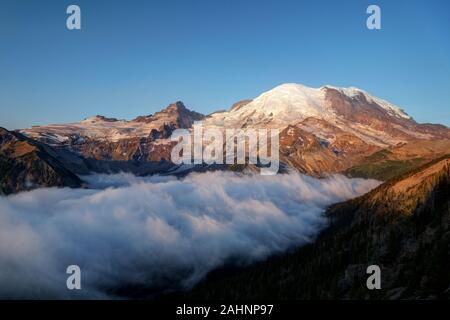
[185,155,450,299]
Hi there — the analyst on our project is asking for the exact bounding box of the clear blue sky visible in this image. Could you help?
[0,0,449,130]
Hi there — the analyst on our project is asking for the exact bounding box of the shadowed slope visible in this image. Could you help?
[186,155,450,299]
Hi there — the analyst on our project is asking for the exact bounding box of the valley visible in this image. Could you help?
[185,155,450,300]
[1,82,450,299]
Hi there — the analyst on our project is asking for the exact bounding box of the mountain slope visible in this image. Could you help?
[20,101,203,164]
[22,101,203,145]
[186,155,450,299]
[345,140,450,180]
[0,128,83,195]
[204,83,450,176]
[205,83,449,147]
[18,83,450,179]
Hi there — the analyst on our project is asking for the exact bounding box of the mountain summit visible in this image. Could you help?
[22,101,204,145]
[205,83,448,146]
[206,83,410,127]
[133,101,204,128]
[16,83,450,179]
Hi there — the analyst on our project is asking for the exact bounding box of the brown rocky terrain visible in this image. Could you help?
[21,101,203,163]
[11,83,450,186]
[280,117,382,176]
[0,128,83,195]
[133,101,204,128]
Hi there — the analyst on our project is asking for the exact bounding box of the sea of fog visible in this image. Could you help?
[0,172,380,298]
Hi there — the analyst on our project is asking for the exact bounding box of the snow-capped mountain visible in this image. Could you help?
[206,83,410,126]
[16,83,450,178]
[22,101,204,145]
[204,83,447,148]
[17,102,203,168]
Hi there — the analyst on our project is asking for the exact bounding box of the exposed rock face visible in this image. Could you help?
[0,128,82,195]
[202,84,450,176]
[205,84,450,142]
[280,118,382,176]
[228,99,253,112]
[18,84,450,179]
[133,101,204,128]
[20,101,204,166]
[323,87,450,143]
[279,124,342,175]
[70,135,175,162]
[186,155,450,299]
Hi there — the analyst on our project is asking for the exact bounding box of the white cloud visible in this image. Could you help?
[0,172,379,299]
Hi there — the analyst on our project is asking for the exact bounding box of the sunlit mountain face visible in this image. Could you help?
[9,83,450,191]
[1,81,450,299]
[1,0,450,305]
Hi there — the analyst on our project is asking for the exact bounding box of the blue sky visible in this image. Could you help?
[0,0,449,130]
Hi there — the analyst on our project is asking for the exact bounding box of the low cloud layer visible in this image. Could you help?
[0,172,379,299]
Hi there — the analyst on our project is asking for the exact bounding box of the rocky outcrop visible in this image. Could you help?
[133,101,204,128]
[21,101,204,165]
[0,128,83,195]
[17,84,450,180]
